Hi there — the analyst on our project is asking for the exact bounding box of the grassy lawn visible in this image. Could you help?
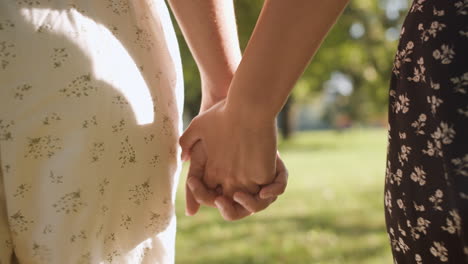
[175,128,393,264]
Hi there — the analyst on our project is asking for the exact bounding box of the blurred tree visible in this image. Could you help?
[172,0,409,136]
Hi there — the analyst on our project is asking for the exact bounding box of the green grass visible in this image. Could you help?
[175,129,393,264]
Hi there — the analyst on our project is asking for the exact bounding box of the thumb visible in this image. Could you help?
[179,119,201,161]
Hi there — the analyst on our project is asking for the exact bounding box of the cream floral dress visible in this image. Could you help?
[0,0,184,263]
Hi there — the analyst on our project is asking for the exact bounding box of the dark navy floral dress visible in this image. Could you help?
[385,0,468,263]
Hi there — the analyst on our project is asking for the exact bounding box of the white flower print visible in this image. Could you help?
[407,217,431,239]
[413,202,425,212]
[433,7,445,16]
[427,95,443,114]
[393,41,414,76]
[418,21,446,42]
[429,189,444,211]
[432,45,455,64]
[430,241,449,262]
[407,57,426,83]
[430,80,441,90]
[450,72,468,94]
[411,0,425,13]
[455,0,468,15]
[386,161,403,186]
[461,192,468,201]
[415,254,423,264]
[433,122,456,145]
[397,199,406,212]
[398,223,407,237]
[458,106,468,117]
[410,166,427,186]
[389,228,411,253]
[411,114,427,135]
[394,169,403,185]
[451,154,468,177]
[392,92,410,114]
[398,145,412,166]
[441,210,461,235]
[460,30,468,38]
[423,139,442,157]
[385,190,393,214]
[423,122,456,157]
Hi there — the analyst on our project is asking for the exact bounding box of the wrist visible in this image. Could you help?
[224,96,277,127]
[199,76,232,112]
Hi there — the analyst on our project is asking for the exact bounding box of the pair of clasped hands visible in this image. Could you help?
[179,99,288,221]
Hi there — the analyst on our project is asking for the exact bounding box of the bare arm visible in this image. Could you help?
[169,0,288,217]
[226,0,350,120]
[168,0,241,109]
[180,0,350,220]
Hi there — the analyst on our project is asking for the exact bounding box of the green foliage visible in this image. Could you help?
[175,129,393,264]
[301,0,404,121]
[173,0,408,120]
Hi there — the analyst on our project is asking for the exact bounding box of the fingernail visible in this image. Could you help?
[260,192,272,199]
[187,178,195,190]
[214,200,223,210]
[181,151,189,162]
[233,193,242,203]
[185,209,194,217]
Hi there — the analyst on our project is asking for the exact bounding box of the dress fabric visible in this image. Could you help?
[0,0,184,263]
[385,0,468,263]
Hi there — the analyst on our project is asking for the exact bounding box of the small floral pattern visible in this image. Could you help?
[0,1,182,263]
[0,40,16,70]
[59,74,98,98]
[386,1,468,263]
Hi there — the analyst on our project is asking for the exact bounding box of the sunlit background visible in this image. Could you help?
[172,0,411,263]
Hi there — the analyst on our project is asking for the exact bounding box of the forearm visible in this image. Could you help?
[226,0,349,120]
[168,0,242,100]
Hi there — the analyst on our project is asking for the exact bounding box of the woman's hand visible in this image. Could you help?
[180,99,278,198]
